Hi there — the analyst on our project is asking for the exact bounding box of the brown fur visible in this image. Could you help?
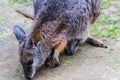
[32,30,40,42]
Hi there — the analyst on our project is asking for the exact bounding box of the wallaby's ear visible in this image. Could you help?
[14,26,26,44]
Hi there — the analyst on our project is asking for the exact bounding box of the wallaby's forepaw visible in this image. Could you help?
[45,62,52,68]
[45,58,60,68]
[66,39,80,55]
[45,57,53,68]
[53,58,60,67]
[86,37,108,48]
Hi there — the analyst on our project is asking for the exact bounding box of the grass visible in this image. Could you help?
[103,27,118,39]
[101,0,115,9]
[100,15,119,25]
[92,18,119,39]
[91,0,120,39]
[13,64,23,80]
[9,0,31,4]
[62,60,73,66]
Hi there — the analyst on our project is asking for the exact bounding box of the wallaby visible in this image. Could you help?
[14,0,107,80]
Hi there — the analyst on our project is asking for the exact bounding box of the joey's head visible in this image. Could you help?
[14,26,45,80]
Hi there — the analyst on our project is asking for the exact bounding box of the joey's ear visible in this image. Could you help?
[14,26,26,44]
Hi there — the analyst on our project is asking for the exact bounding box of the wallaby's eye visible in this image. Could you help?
[27,58,34,65]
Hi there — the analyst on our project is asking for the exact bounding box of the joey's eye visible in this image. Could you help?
[27,58,34,65]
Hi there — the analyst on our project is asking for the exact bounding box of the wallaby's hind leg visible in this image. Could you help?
[66,39,80,55]
[86,37,108,48]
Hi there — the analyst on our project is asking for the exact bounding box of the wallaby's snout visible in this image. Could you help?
[14,26,45,80]
[22,58,36,80]
[21,52,36,80]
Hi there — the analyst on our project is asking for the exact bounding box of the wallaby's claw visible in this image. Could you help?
[104,45,108,48]
[101,45,108,48]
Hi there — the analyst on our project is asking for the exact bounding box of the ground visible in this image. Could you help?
[0,0,120,80]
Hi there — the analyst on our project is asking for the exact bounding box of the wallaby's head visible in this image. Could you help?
[14,26,45,80]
